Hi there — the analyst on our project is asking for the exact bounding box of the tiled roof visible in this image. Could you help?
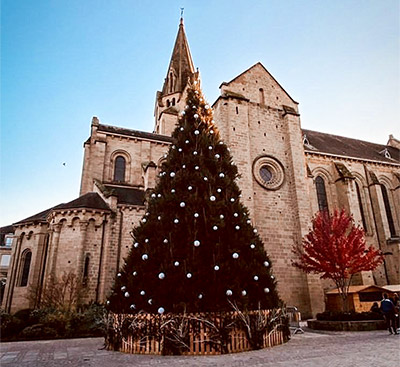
[14,193,110,225]
[104,185,145,206]
[302,129,400,164]
[13,204,66,225]
[55,192,110,211]
[97,124,174,143]
[0,225,14,234]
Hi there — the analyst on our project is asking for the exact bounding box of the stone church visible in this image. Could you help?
[1,19,399,317]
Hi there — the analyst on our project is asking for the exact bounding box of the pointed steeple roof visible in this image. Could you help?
[162,18,195,95]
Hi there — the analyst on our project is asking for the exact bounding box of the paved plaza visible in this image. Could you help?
[1,329,399,367]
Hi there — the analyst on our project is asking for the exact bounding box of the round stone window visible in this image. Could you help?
[253,156,285,190]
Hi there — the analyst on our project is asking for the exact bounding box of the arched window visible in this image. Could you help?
[381,184,396,237]
[355,182,367,231]
[166,99,170,107]
[114,156,126,182]
[172,98,176,106]
[259,88,265,105]
[83,255,90,286]
[316,176,329,212]
[20,250,32,287]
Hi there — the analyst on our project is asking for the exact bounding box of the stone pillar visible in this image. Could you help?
[48,223,62,279]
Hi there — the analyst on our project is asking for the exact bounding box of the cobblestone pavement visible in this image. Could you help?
[1,329,399,367]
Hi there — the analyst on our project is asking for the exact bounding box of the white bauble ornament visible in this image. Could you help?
[253,229,258,233]
[188,186,193,190]
[106,300,110,305]
[148,299,152,305]
[140,290,145,296]
[250,244,255,249]
[174,261,180,266]
[172,145,176,149]
[219,173,225,178]
[193,151,198,155]
[124,292,130,298]
[185,140,189,144]
[264,261,270,267]
[215,154,220,159]
[194,240,200,247]
[203,177,208,181]
[185,105,189,109]
[198,294,203,299]
[163,153,167,158]
[214,265,220,271]
[174,219,179,224]
[151,193,156,198]
[219,141,224,145]
[134,242,139,248]
[186,273,192,279]
[210,130,214,134]
[239,194,242,197]
[146,212,150,216]
[117,273,121,277]
[226,290,233,296]
[121,286,126,291]
[157,216,161,220]
[157,194,162,198]
[217,188,222,193]
[142,254,148,260]
[158,307,165,314]
[271,275,275,280]
[133,271,137,276]
[253,276,259,281]
[247,219,251,224]
[232,253,239,259]
[180,202,186,207]
[130,304,136,309]
[145,238,149,243]
[194,129,199,134]
[210,195,216,201]
[230,198,235,202]
[235,225,240,230]
[158,272,165,280]
[182,164,186,168]
[194,213,199,218]
[178,148,182,152]
[234,213,239,217]
[213,226,218,231]
[195,166,199,170]
[208,146,213,150]
[241,290,247,296]
[171,189,176,193]
[170,172,175,177]
[180,127,184,131]
[163,238,168,243]
[220,214,224,219]
[264,288,270,293]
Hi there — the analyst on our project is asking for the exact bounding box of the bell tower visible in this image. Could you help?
[154,18,197,136]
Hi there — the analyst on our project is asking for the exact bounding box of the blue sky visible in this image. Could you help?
[1,0,399,226]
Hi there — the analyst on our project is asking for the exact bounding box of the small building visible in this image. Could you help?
[325,285,396,313]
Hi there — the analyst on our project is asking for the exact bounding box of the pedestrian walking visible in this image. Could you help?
[380,293,397,335]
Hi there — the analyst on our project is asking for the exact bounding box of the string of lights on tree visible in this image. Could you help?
[107,76,279,314]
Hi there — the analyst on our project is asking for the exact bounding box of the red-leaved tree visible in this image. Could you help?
[292,209,384,311]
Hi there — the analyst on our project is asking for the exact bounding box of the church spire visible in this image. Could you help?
[154,17,197,136]
[162,17,195,95]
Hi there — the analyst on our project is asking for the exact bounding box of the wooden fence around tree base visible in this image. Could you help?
[106,309,288,355]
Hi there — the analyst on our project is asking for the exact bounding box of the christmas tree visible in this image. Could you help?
[107,77,280,314]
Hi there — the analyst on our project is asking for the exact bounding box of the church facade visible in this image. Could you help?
[2,20,399,317]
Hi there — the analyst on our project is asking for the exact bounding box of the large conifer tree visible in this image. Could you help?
[107,77,279,314]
